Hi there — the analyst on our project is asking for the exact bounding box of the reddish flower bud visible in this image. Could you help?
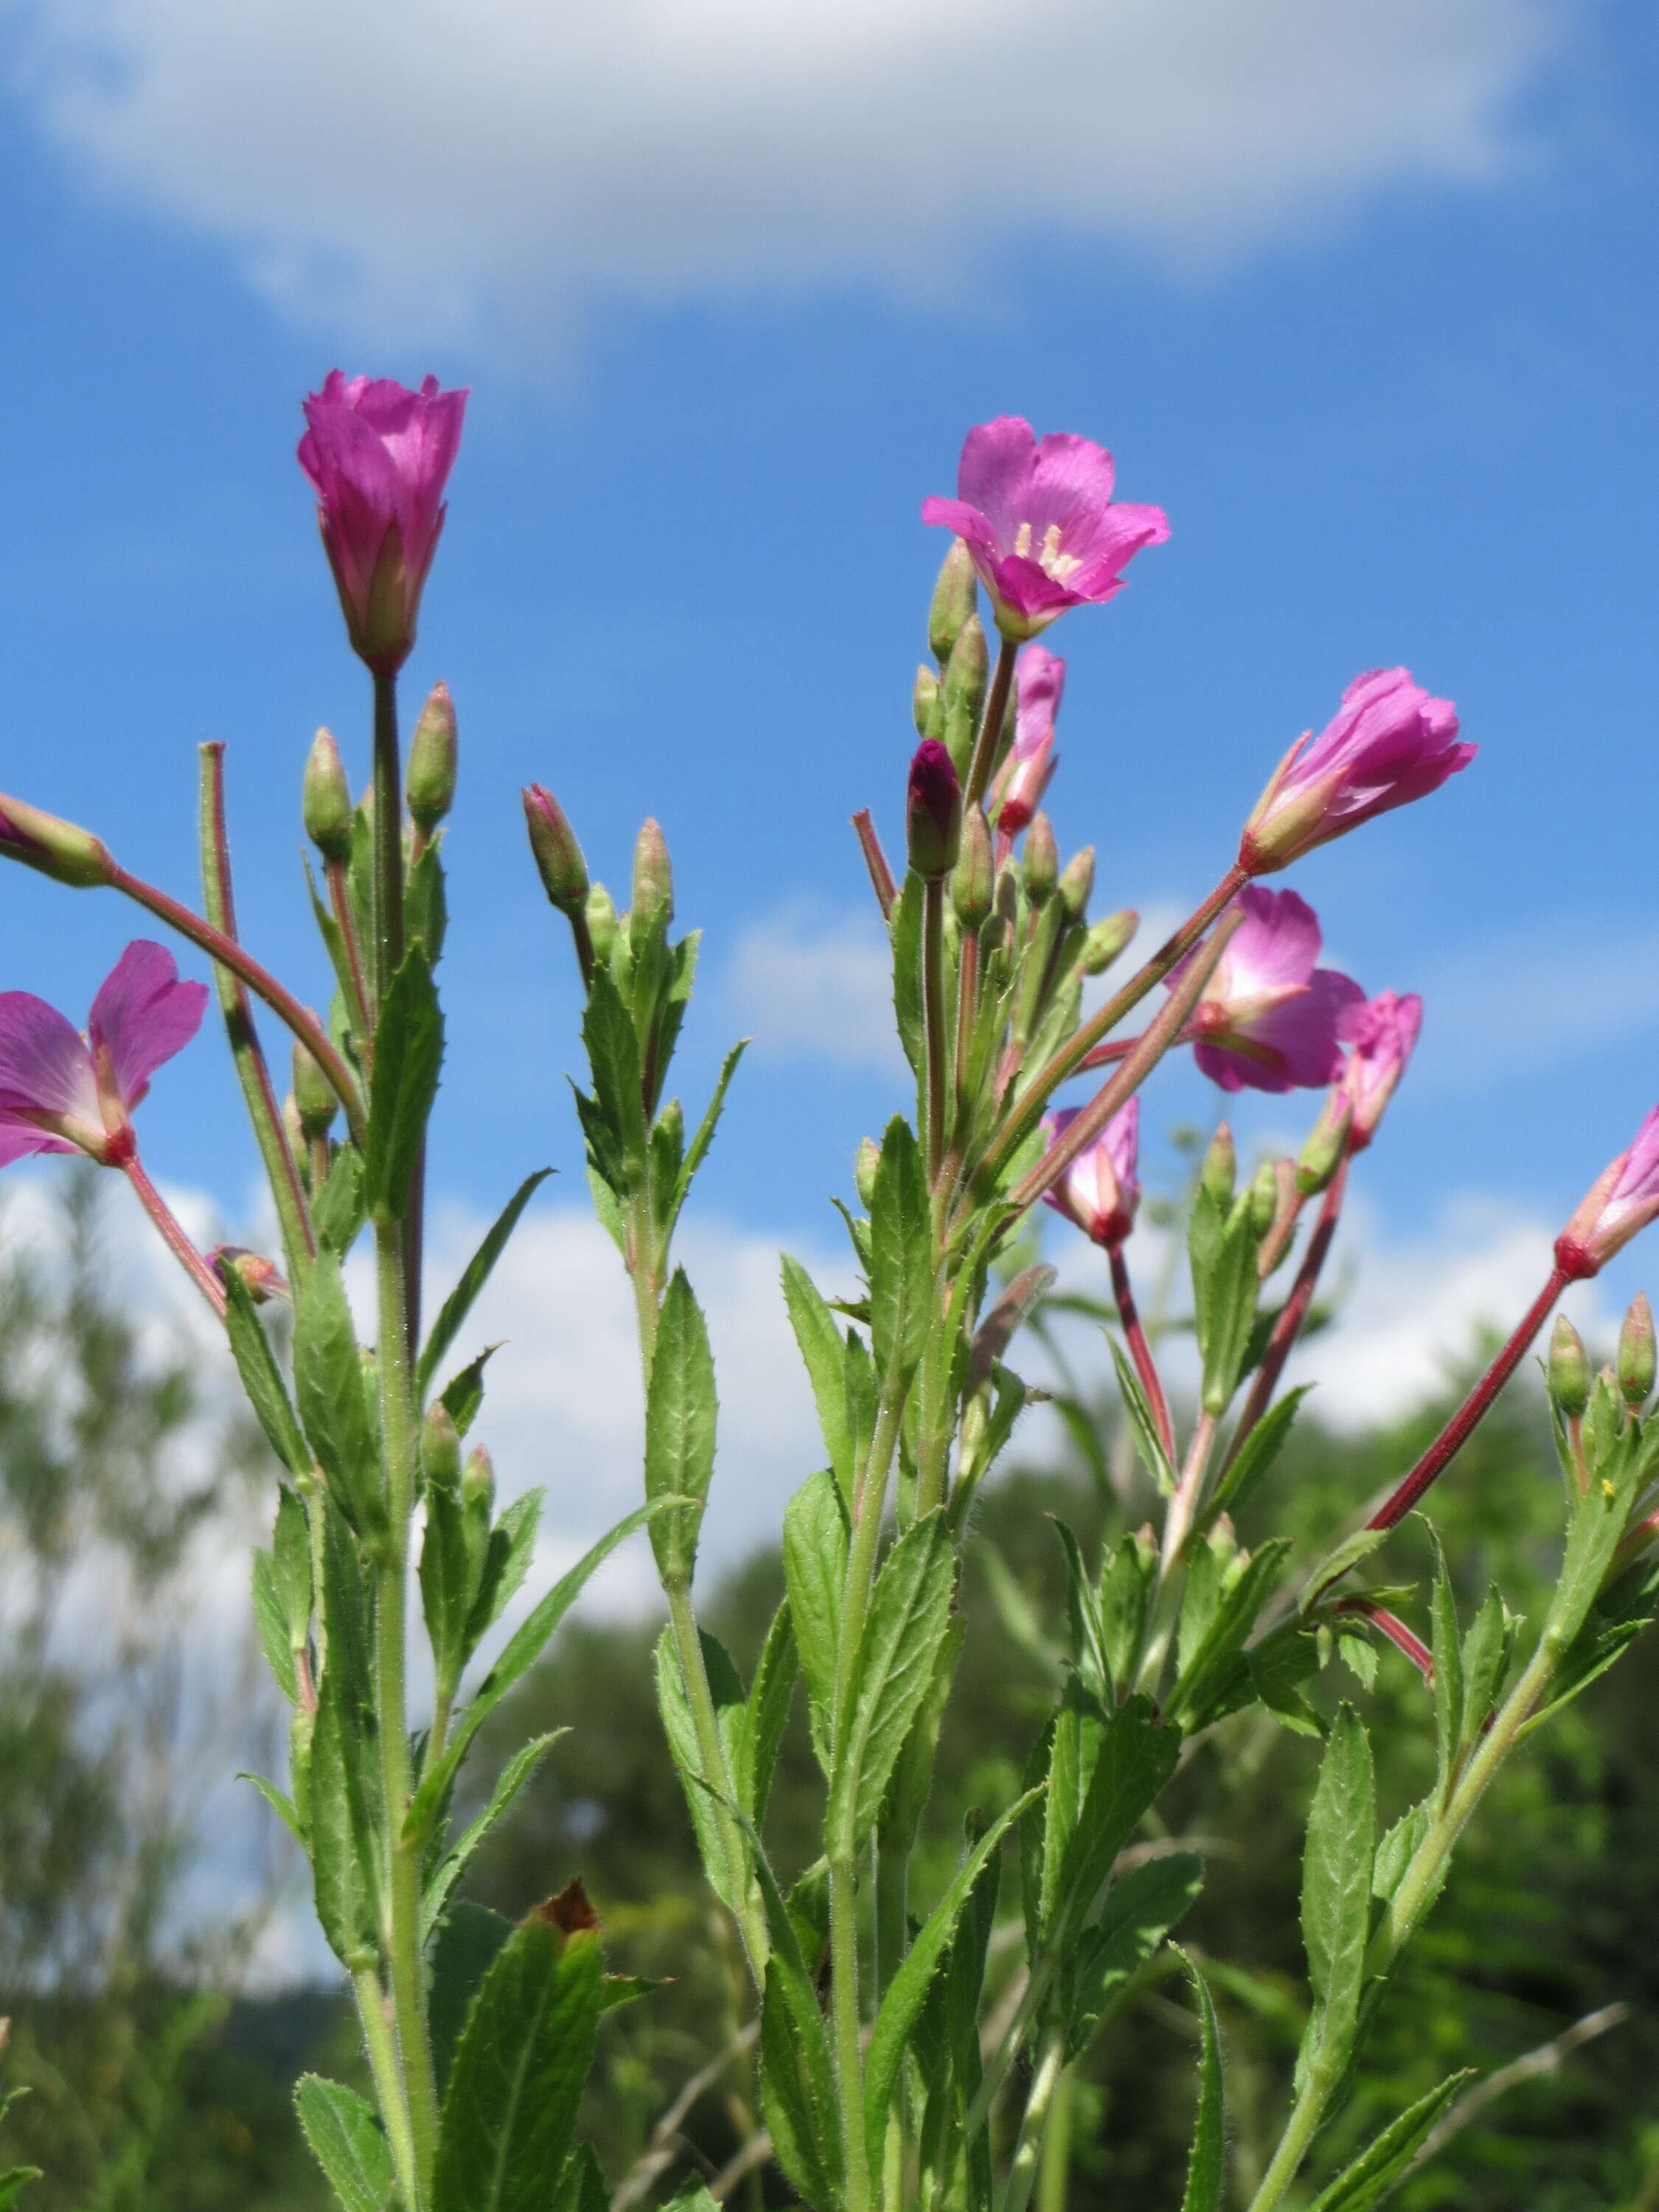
[211,1246,290,1304]
[523,785,590,915]
[905,740,961,881]
[1557,1106,1659,1279]
[0,793,115,890]
[1618,1292,1656,1408]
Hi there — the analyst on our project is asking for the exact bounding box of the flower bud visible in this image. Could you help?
[1056,845,1094,924]
[913,664,942,740]
[1082,909,1138,976]
[210,1246,289,1304]
[1200,1123,1236,1206]
[631,818,674,942]
[422,1402,462,1492]
[951,807,994,930]
[1022,812,1058,904]
[302,730,354,864]
[928,538,979,664]
[1248,1157,1279,1236]
[1618,1291,1655,1408]
[1548,1312,1590,1418]
[293,1028,338,1137]
[0,793,115,890]
[941,616,989,782]
[406,681,457,832]
[855,1135,881,1211]
[462,1445,495,1512]
[523,785,590,915]
[586,882,619,964]
[905,740,961,881]
[282,1090,307,1160]
[1296,1091,1353,1196]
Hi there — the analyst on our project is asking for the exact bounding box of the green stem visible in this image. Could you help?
[1035,2059,1074,2212]
[922,876,948,1182]
[963,638,1018,813]
[372,673,406,1001]
[353,1966,422,2211]
[1001,2024,1066,2212]
[831,1853,874,2212]
[198,744,316,1281]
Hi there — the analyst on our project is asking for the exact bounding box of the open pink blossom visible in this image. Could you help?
[992,646,1063,838]
[1240,668,1473,873]
[1040,1099,1141,1248]
[1557,1105,1659,1279]
[922,417,1169,641]
[1340,990,1422,1149]
[0,942,206,1170]
[299,372,468,674]
[1169,887,1365,1095]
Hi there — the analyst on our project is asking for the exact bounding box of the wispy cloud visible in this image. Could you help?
[1,0,1570,348]
[723,902,906,1075]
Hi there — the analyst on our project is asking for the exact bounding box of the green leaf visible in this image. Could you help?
[418,1169,553,1394]
[405,1501,669,1848]
[782,1254,854,1495]
[1099,1532,1156,1693]
[1300,1705,1375,2090]
[309,1669,382,1970]
[420,1484,478,1697]
[1052,1695,1183,1941]
[292,1252,381,1537]
[440,1343,498,1437]
[433,1916,602,2212]
[867,1116,933,1385]
[828,1509,956,1856]
[1189,1186,1260,1416]
[645,1270,717,1583]
[554,2146,611,2212]
[252,1547,299,1703]
[221,1270,310,1475]
[1304,2070,1474,2211]
[1177,1949,1225,2212]
[1065,1853,1205,2061]
[760,1960,844,2212]
[1105,1332,1177,1497]
[313,1144,367,1256]
[1458,1585,1509,1753]
[891,874,925,1079]
[1301,1527,1389,1611]
[1167,1541,1293,1731]
[863,1789,1038,2173]
[463,1490,544,1655]
[429,1902,515,2096]
[406,834,448,961]
[1427,1528,1463,1804]
[782,1469,849,1766]
[737,1599,799,1826]
[661,2186,720,2212]
[238,1770,305,1844]
[422,1733,567,1942]
[879,1614,964,1860]
[1208,1385,1312,1525]
[365,944,444,1221]
[669,1039,748,1225]
[1051,1516,1110,1702]
[577,965,647,1197]
[0,2169,39,2209]
[293,2076,393,2212]
[655,1628,750,1918]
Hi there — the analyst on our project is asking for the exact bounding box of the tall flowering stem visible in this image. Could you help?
[121,1155,228,1318]
[1109,1241,1175,1461]
[1221,1159,1349,1472]
[963,636,1018,813]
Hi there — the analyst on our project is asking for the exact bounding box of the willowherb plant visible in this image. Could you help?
[1,387,1657,2212]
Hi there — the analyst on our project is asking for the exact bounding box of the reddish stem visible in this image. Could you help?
[963,636,1018,813]
[1339,1598,1434,1688]
[851,810,897,922]
[1220,1159,1348,1474]
[121,1155,227,1318]
[326,856,375,1048]
[1110,1241,1175,1461]
[1367,1265,1571,1531]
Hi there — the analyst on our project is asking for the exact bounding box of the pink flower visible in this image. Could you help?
[992,646,1063,838]
[1169,887,1365,1095]
[299,372,468,675]
[1240,669,1474,873]
[1040,1098,1141,1248]
[1340,990,1423,1150]
[922,417,1169,641]
[0,943,206,1170]
[1557,1106,1659,1279]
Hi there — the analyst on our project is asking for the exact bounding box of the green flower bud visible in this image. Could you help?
[630,818,673,944]
[941,614,988,782]
[302,729,354,864]
[523,785,590,915]
[1618,1291,1655,1408]
[1056,844,1095,924]
[422,1402,462,1493]
[855,1136,881,1211]
[0,792,116,889]
[951,807,994,930]
[1548,1312,1591,1418]
[282,1090,307,1164]
[928,539,979,664]
[292,1027,338,1137]
[1296,1091,1353,1196]
[586,881,619,964]
[1023,812,1058,904]
[462,1445,495,1513]
[1248,1157,1279,1236]
[1082,908,1138,976]
[913,664,942,740]
[1200,1124,1236,1207]
[405,681,457,832]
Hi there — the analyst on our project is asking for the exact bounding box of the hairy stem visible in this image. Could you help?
[963,638,1018,813]
[120,1155,227,1318]
[922,876,948,1182]
[353,1966,422,2211]
[1221,1161,1347,1475]
[1110,1240,1175,1461]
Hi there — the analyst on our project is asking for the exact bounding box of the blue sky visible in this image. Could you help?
[2,0,1658,1347]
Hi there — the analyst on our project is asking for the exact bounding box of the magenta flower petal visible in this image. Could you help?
[923,417,1168,639]
[1340,990,1423,1147]
[0,991,102,1124]
[88,940,209,1110]
[1174,886,1365,1095]
[1559,1105,1659,1276]
[1040,1099,1141,1247]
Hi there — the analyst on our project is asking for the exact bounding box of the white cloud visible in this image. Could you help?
[1,0,1568,345]
[1412,915,1659,1096]
[724,901,905,1074]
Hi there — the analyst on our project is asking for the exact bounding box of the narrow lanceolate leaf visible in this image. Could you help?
[828,1509,956,1855]
[221,1270,310,1475]
[761,1960,844,2212]
[782,1468,849,1763]
[1208,1385,1312,1525]
[1176,1950,1226,2212]
[782,1254,854,1494]
[433,1916,602,2212]
[308,1672,381,1970]
[1303,2070,1474,2212]
[293,2075,394,2212]
[1105,1332,1177,1497]
[238,1770,305,1845]
[737,1600,799,1826]
[1065,1853,1205,2061]
[554,2145,612,2212]
[365,942,444,1221]
[252,1549,299,1703]
[670,1038,748,1223]
[577,964,647,1197]
[292,1252,380,1537]
[1053,1695,1183,1938]
[1189,1186,1259,1415]
[429,1902,515,2097]
[661,2185,721,2212]
[422,1732,568,1942]
[1301,1705,1376,2087]
[863,1790,1039,2173]
[644,1270,717,1584]
[655,1628,749,1917]
[866,1115,933,1385]
[1427,1528,1463,1804]
[418,1168,553,1393]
